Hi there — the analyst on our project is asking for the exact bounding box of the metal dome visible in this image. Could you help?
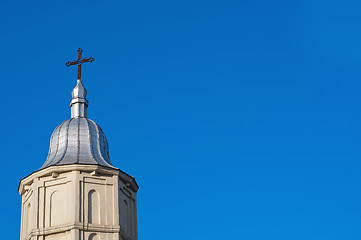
[41,117,115,169]
[40,50,117,170]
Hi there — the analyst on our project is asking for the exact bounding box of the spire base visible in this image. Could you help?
[71,102,88,118]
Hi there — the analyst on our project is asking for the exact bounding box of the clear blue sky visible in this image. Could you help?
[1,0,361,239]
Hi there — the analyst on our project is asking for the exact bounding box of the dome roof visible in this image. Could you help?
[41,117,116,169]
[41,49,117,170]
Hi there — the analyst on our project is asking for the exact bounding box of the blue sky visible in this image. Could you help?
[1,0,361,239]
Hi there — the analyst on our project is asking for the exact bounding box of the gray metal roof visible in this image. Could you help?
[40,78,116,170]
[41,117,115,169]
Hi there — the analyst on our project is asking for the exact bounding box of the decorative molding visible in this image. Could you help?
[25,222,133,240]
[19,164,138,195]
[52,172,59,178]
[20,165,138,240]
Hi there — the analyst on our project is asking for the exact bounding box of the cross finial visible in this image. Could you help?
[65,48,95,80]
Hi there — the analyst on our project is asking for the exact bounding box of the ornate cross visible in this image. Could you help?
[65,48,95,80]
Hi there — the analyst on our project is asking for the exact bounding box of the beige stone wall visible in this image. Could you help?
[19,165,138,240]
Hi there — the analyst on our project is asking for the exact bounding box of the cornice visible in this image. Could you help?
[19,164,138,195]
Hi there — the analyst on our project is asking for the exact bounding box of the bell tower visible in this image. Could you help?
[18,49,138,240]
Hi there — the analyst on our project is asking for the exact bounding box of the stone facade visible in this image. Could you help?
[18,164,138,240]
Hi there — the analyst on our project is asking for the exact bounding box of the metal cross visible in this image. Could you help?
[65,48,95,80]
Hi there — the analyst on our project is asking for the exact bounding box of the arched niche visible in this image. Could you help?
[26,203,31,235]
[50,191,65,226]
[88,190,100,224]
[89,233,99,240]
[121,200,130,233]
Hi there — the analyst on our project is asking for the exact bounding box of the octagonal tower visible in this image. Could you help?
[18,50,138,240]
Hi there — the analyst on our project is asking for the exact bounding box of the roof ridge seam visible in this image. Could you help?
[52,118,73,166]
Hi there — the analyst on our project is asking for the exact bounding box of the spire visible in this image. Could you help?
[70,79,88,118]
[65,48,95,118]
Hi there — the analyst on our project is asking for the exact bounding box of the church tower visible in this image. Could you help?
[18,49,139,240]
